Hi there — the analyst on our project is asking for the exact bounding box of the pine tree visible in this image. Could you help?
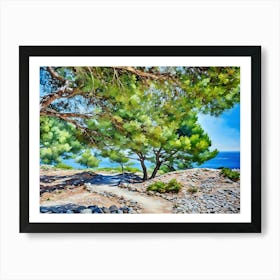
[89,87,218,180]
[40,66,240,180]
[76,149,99,169]
[40,116,82,164]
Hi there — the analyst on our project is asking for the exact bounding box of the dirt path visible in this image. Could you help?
[41,171,173,213]
[85,173,173,213]
[40,168,240,214]
[41,185,173,213]
[87,184,173,213]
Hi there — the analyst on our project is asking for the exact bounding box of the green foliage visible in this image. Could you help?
[124,167,141,173]
[179,67,240,116]
[221,168,240,181]
[187,186,198,194]
[159,165,174,174]
[99,149,129,173]
[55,163,73,170]
[96,166,140,173]
[147,179,182,193]
[40,116,83,164]
[166,179,182,193]
[93,87,219,179]
[49,67,240,116]
[147,181,167,193]
[40,66,240,179]
[76,150,100,168]
[40,164,54,171]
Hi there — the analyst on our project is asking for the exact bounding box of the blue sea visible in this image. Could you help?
[60,151,240,170]
[195,151,240,169]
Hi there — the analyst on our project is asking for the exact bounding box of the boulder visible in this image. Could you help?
[101,207,110,213]
[74,206,86,213]
[80,209,92,214]
[109,205,118,212]
[120,206,131,213]
[93,207,103,214]
[40,206,50,213]
[88,205,98,211]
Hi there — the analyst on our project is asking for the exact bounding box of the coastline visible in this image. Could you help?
[42,151,240,171]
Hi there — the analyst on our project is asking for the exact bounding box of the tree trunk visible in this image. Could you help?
[121,164,124,179]
[140,159,148,181]
[150,161,162,179]
[166,164,175,172]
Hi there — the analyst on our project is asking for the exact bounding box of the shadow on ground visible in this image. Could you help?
[40,171,96,194]
[40,171,142,194]
[89,173,142,186]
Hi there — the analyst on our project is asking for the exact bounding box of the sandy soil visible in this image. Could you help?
[41,186,123,208]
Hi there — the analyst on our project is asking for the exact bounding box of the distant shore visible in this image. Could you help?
[57,151,240,170]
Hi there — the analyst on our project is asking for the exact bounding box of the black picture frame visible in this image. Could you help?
[19,46,261,233]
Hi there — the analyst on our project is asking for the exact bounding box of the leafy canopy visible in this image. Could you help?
[40,66,240,179]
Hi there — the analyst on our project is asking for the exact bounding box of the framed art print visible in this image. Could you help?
[19,46,261,233]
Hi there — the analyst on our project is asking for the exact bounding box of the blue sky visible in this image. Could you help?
[198,104,240,152]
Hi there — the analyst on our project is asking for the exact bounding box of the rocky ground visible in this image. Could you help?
[40,168,240,214]
[119,168,240,213]
[40,170,142,213]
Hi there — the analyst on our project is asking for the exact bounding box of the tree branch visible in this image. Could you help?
[40,86,78,109]
[40,108,93,119]
[40,67,77,109]
[114,66,178,82]
[162,150,179,160]
[46,67,67,83]
[40,108,101,146]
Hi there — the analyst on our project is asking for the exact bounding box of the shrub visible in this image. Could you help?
[125,167,141,173]
[96,167,141,173]
[41,164,54,170]
[55,163,73,170]
[187,186,198,194]
[147,181,167,193]
[221,168,240,181]
[166,179,182,193]
[147,179,182,193]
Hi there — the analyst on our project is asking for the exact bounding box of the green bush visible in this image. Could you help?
[187,186,198,194]
[55,163,73,170]
[147,181,167,193]
[166,179,182,193]
[221,168,240,181]
[96,166,141,173]
[40,164,54,170]
[147,179,182,193]
[124,167,141,173]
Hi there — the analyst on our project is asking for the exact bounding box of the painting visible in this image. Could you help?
[20,46,261,232]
